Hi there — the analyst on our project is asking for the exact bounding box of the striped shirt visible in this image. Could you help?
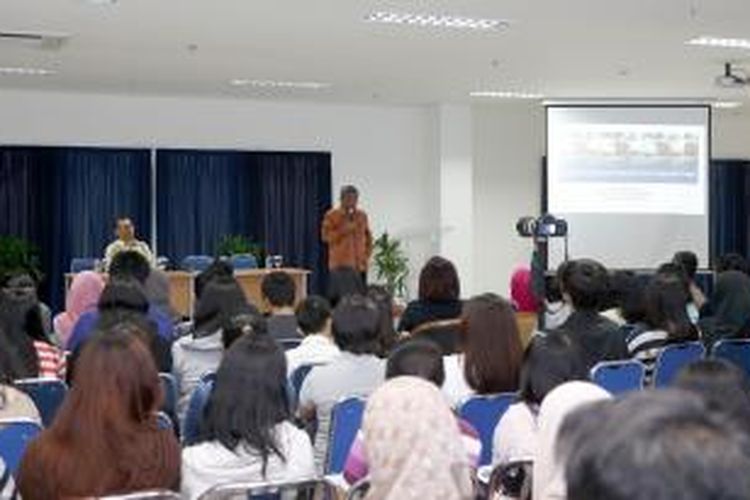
[626,328,669,384]
[34,341,67,379]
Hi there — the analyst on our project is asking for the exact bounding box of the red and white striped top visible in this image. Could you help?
[33,341,67,379]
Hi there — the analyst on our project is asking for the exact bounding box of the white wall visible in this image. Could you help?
[713,110,750,158]
[0,89,440,294]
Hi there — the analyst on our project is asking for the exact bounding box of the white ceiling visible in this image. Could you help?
[1,0,749,106]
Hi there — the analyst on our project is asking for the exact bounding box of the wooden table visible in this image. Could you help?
[65,268,310,318]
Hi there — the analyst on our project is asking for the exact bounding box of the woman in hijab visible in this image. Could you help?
[532,381,611,500]
[699,270,750,346]
[363,376,474,500]
[54,271,105,347]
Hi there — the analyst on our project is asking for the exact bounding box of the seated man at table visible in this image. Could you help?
[67,251,174,351]
[262,271,302,342]
[103,216,154,271]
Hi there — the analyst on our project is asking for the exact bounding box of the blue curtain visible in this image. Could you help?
[710,159,750,263]
[156,150,331,292]
[0,147,152,310]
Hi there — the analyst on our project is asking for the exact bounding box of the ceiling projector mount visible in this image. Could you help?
[716,62,749,89]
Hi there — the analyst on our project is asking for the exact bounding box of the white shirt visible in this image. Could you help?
[181,421,315,500]
[492,401,538,465]
[442,354,474,408]
[104,238,154,269]
[285,334,341,376]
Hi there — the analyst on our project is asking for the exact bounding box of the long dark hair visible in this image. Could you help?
[644,273,698,342]
[199,335,290,477]
[96,277,150,327]
[418,256,460,302]
[367,285,397,356]
[193,277,254,338]
[0,272,46,378]
[461,294,523,394]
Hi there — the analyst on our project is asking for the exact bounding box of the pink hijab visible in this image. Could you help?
[511,266,539,313]
[54,271,105,346]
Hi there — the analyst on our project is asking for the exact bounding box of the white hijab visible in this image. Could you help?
[532,381,611,500]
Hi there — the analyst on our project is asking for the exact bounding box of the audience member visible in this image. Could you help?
[261,271,302,341]
[68,251,174,350]
[699,270,750,345]
[17,326,180,499]
[344,340,481,485]
[367,284,398,355]
[492,332,588,466]
[398,256,462,333]
[326,266,366,308]
[565,390,750,500]
[674,359,750,435]
[362,376,475,500]
[511,266,539,313]
[194,259,234,301]
[286,295,340,376]
[716,252,749,275]
[443,293,522,406]
[53,270,105,347]
[542,273,571,330]
[0,274,66,380]
[626,273,699,382]
[172,276,255,420]
[298,294,385,470]
[599,270,639,325]
[613,271,648,337]
[221,313,267,350]
[182,335,314,499]
[657,261,700,323]
[532,381,611,500]
[94,278,173,370]
[144,268,175,319]
[673,250,707,310]
[0,359,40,422]
[547,259,627,369]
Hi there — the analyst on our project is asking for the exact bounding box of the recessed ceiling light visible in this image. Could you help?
[713,101,743,109]
[0,66,56,76]
[84,0,118,5]
[470,90,543,99]
[686,36,750,50]
[364,11,509,31]
[229,79,331,90]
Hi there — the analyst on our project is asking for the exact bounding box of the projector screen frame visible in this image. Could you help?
[541,103,713,270]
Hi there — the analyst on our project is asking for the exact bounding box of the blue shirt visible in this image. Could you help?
[67,305,174,352]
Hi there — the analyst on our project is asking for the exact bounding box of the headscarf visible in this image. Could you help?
[533,381,611,500]
[363,377,474,500]
[53,271,105,346]
[511,266,539,313]
[702,271,750,342]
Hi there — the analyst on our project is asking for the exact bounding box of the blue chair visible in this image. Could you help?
[290,364,318,398]
[712,339,750,378]
[197,478,333,500]
[183,373,216,446]
[653,341,706,387]
[159,373,178,419]
[0,419,43,476]
[279,339,302,351]
[590,360,645,395]
[70,258,98,273]
[156,412,173,431]
[459,393,515,466]
[15,378,68,427]
[181,255,213,273]
[325,397,366,474]
[230,254,258,270]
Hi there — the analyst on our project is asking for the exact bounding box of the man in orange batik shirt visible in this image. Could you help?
[321,185,373,283]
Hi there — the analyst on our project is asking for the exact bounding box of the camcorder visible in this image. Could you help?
[515,214,568,238]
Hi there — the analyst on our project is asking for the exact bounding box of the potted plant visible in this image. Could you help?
[372,232,409,299]
[0,236,42,283]
[216,234,263,262]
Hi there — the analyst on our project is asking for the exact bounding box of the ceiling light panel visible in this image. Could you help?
[470,90,543,99]
[365,11,509,31]
[229,79,331,89]
[0,66,56,76]
[686,36,750,49]
[713,101,743,109]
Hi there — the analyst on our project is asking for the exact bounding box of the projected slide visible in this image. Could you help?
[546,106,710,270]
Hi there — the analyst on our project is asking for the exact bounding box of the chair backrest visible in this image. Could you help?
[458,393,516,466]
[410,319,463,355]
[279,338,302,351]
[181,255,213,273]
[156,411,173,431]
[653,341,706,387]
[70,257,98,273]
[158,373,178,418]
[590,360,645,395]
[290,364,318,397]
[346,479,371,500]
[15,378,68,427]
[197,477,330,500]
[712,339,750,378]
[0,418,43,476]
[515,312,538,349]
[230,254,258,270]
[325,397,366,475]
[183,375,216,446]
[101,490,181,499]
